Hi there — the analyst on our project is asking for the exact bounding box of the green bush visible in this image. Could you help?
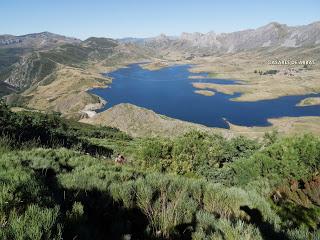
[137,138,173,171]
[232,134,320,186]
[136,131,261,176]
[135,174,198,238]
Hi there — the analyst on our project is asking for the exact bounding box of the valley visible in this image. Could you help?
[1,1,320,238]
[1,23,320,137]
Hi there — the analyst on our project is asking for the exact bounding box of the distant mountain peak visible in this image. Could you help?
[82,37,118,48]
[258,22,287,31]
[0,32,81,49]
[154,33,170,40]
[137,20,320,54]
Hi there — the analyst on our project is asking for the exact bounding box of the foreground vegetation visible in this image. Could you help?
[0,101,319,239]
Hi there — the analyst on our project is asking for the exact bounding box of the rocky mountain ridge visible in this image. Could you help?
[129,21,320,54]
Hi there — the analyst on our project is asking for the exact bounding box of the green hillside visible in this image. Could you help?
[0,100,319,239]
[0,38,118,89]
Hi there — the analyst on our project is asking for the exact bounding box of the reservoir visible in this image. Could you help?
[90,64,320,128]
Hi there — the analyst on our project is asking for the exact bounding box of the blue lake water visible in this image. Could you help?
[90,64,320,128]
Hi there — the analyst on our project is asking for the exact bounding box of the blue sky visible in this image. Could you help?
[1,0,319,39]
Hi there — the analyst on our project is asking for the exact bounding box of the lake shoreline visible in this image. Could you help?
[88,63,320,130]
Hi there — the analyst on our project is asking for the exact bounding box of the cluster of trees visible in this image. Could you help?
[0,101,319,239]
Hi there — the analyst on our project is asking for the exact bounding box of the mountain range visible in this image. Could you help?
[0,21,319,118]
[121,21,320,54]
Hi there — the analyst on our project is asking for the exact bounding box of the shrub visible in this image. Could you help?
[137,138,173,171]
[135,131,262,177]
[109,181,136,208]
[66,202,85,224]
[0,136,13,154]
[203,183,249,219]
[0,205,62,240]
[286,226,320,240]
[192,211,263,240]
[232,134,320,186]
[135,174,198,238]
[172,131,227,170]
[224,135,261,162]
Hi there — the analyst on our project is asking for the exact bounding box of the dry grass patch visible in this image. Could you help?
[188,48,320,101]
[194,90,215,96]
[297,97,320,106]
[21,66,111,117]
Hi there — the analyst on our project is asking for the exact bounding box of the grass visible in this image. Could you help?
[20,66,111,117]
[1,144,310,239]
[80,103,233,138]
[0,102,320,239]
